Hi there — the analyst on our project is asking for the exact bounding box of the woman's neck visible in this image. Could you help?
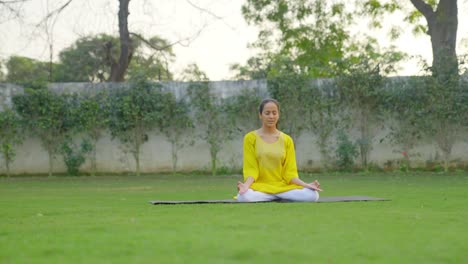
[259,126,278,135]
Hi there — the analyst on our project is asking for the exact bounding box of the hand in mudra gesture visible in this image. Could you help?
[237,181,249,194]
[307,180,323,192]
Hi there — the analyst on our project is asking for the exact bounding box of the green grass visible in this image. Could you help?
[1,172,467,263]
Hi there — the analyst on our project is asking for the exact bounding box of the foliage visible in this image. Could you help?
[60,138,93,176]
[224,88,262,134]
[55,34,175,82]
[0,109,24,177]
[107,77,171,176]
[418,74,467,172]
[12,89,72,176]
[55,34,120,82]
[179,63,209,81]
[242,0,354,78]
[334,130,358,171]
[267,61,310,141]
[187,81,233,176]
[360,0,459,79]
[159,96,194,174]
[0,60,5,81]
[127,36,175,81]
[73,93,110,176]
[335,52,399,170]
[5,56,52,89]
[230,57,270,80]
[302,80,342,170]
[382,77,427,171]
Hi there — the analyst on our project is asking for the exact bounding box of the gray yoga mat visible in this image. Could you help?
[150,196,389,205]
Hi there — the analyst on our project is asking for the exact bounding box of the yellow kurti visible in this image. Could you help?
[243,130,303,194]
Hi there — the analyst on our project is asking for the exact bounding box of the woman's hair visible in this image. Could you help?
[258,98,280,114]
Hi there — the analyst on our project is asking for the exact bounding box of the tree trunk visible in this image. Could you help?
[48,148,53,177]
[135,151,140,176]
[410,0,458,78]
[91,136,98,177]
[171,141,178,175]
[109,0,133,82]
[134,130,141,176]
[211,147,218,176]
[359,109,370,171]
[5,159,10,178]
[211,156,217,176]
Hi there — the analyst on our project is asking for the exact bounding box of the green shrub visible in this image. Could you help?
[335,130,358,171]
[61,139,93,176]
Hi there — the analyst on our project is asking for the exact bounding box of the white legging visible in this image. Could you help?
[237,188,319,202]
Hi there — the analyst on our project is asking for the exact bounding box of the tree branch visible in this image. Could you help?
[185,0,223,20]
[130,23,207,50]
[0,0,30,22]
[409,0,435,20]
[0,0,31,3]
[35,0,73,28]
[185,0,236,31]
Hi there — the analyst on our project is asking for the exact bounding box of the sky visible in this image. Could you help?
[0,0,467,81]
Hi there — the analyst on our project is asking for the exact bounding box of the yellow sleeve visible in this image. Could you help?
[243,132,259,181]
[283,134,299,183]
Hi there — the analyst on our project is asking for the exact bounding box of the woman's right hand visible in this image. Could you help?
[237,181,250,194]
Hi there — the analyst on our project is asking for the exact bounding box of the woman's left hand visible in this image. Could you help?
[307,180,323,191]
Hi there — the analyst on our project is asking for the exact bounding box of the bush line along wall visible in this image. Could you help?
[0,79,467,175]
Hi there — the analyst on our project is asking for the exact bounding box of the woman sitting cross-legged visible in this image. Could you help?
[237,98,323,202]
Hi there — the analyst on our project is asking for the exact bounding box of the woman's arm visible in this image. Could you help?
[291,178,323,191]
[237,176,254,194]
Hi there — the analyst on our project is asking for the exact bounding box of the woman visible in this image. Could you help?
[237,98,322,202]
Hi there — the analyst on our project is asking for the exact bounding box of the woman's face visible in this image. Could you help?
[259,102,279,128]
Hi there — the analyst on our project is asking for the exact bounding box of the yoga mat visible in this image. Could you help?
[150,196,389,205]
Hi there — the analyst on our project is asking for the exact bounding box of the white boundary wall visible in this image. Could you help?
[0,80,467,174]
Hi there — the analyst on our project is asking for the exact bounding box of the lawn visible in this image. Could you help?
[1,172,467,263]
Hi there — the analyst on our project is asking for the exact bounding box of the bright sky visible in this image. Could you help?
[0,0,467,81]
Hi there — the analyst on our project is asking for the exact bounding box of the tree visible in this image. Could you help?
[382,77,428,171]
[266,57,311,141]
[243,0,464,80]
[230,57,269,80]
[5,56,52,88]
[13,89,72,176]
[303,80,342,170]
[242,0,354,78]
[107,77,170,176]
[360,0,465,171]
[179,63,209,82]
[0,109,24,177]
[335,55,388,170]
[56,34,175,82]
[160,97,194,174]
[410,0,458,78]
[420,73,466,172]
[183,63,236,175]
[362,0,459,79]
[74,93,110,176]
[127,36,175,81]
[55,34,120,82]
[107,0,177,82]
[224,88,262,134]
[187,81,234,176]
[5,0,215,82]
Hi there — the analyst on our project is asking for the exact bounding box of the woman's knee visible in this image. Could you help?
[237,189,276,202]
[297,189,319,202]
[277,188,319,202]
